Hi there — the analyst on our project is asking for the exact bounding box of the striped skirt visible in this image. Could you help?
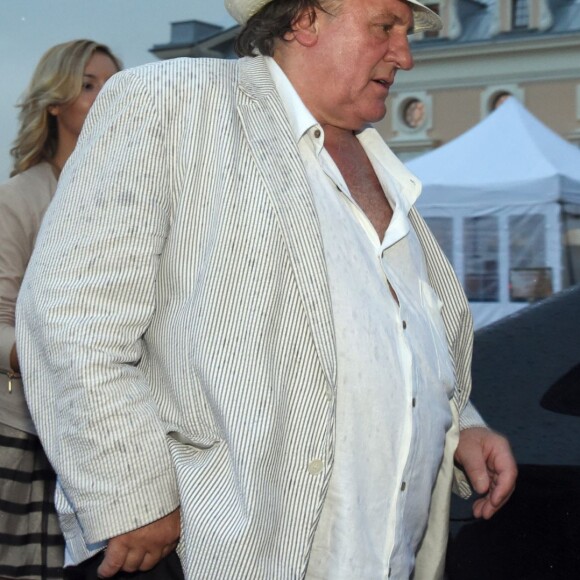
[0,423,64,579]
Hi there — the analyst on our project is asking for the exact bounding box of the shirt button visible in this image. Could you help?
[308,459,324,475]
[314,129,321,138]
[402,320,407,330]
[401,481,407,492]
[412,398,417,408]
[325,384,333,400]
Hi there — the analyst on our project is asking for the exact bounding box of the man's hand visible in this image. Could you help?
[454,427,517,520]
[97,508,180,577]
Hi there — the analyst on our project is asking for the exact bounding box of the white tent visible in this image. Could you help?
[407,97,580,328]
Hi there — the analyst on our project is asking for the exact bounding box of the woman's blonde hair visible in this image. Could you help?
[9,39,122,177]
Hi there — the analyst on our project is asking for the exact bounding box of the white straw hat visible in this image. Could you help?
[224,0,443,33]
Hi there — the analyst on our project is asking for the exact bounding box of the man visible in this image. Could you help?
[16,0,517,578]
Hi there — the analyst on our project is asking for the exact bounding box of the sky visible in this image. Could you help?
[0,0,235,180]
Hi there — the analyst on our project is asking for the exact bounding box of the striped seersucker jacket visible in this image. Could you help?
[17,55,480,579]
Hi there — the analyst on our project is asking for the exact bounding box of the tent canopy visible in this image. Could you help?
[407,98,580,209]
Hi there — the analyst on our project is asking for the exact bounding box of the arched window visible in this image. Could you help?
[402,99,426,129]
[491,91,512,111]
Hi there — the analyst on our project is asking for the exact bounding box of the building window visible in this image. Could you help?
[512,0,529,28]
[389,91,437,158]
[425,217,454,264]
[464,216,499,302]
[402,99,426,129]
[480,84,524,118]
[491,91,512,111]
[499,0,554,33]
[393,92,432,135]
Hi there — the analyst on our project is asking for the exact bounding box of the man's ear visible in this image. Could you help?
[282,8,319,47]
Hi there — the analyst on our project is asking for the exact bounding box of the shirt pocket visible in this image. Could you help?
[419,280,455,399]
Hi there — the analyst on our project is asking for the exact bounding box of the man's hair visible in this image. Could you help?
[235,0,340,57]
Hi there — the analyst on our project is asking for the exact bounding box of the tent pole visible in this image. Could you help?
[561,205,577,287]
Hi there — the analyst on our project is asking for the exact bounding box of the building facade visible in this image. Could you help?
[150,0,580,158]
[150,1,580,324]
[382,0,580,160]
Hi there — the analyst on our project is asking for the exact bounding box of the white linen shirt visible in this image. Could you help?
[266,58,455,579]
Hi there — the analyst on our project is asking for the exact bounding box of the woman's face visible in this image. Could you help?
[50,51,119,143]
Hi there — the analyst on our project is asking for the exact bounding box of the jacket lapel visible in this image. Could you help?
[235,56,336,387]
[409,207,473,411]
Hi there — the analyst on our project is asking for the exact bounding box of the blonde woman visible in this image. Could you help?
[0,39,121,579]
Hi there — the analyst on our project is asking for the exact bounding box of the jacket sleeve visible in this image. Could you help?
[16,68,179,545]
[0,199,18,370]
[0,186,31,371]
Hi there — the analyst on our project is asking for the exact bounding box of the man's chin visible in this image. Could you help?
[365,106,388,125]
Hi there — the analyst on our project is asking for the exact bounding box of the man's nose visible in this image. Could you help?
[386,34,414,71]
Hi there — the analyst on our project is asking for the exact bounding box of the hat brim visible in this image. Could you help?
[225,0,443,33]
[406,0,443,33]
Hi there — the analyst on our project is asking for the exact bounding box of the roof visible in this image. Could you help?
[150,1,580,60]
[407,97,580,208]
[412,0,580,49]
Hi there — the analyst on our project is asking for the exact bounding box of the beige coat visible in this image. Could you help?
[0,162,56,434]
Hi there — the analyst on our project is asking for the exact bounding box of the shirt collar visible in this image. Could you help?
[357,126,422,211]
[265,56,318,144]
[265,56,422,210]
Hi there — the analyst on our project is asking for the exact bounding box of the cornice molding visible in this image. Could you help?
[411,32,580,61]
[395,33,580,90]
